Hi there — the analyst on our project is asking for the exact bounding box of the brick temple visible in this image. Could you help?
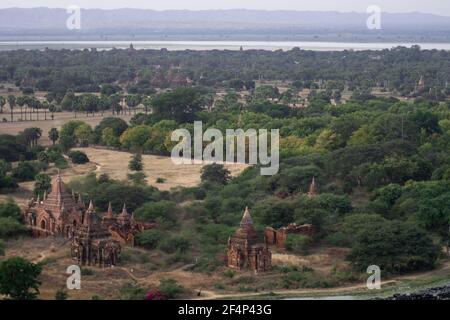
[227,207,271,272]
[23,173,154,266]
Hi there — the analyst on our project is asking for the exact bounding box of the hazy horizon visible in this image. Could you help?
[0,0,449,16]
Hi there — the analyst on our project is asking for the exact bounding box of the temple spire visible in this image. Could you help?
[240,207,253,227]
[121,203,128,216]
[77,193,85,208]
[87,200,95,212]
[308,177,318,197]
[106,202,114,218]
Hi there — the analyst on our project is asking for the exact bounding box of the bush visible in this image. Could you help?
[134,201,178,226]
[119,282,146,300]
[223,269,236,278]
[11,161,41,182]
[0,175,18,194]
[201,163,231,185]
[54,157,69,169]
[68,151,89,164]
[0,217,28,239]
[0,240,4,256]
[55,289,68,300]
[156,177,166,184]
[127,172,147,185]
[157,278,184,299]
[128,153,143,171]
[348,221,440,274]
[285,234,312,255]
[135,230,163,249]
[158,236,190,254]
[0,198,22,220]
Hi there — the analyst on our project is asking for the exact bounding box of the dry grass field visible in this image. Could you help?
[73,147,248,191]
[0,146,249,206]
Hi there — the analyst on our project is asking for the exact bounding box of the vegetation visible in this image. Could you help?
[0,257,42,300]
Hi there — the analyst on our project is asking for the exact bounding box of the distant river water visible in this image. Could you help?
[1,40,450,51]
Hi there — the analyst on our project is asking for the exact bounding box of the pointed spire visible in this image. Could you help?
[43,190,47,201]
[77,193,85,208]
[72,190,76,200]
[87,200,95,212]
[106,202,114,218]
[36,194,41,204]
[240,207,253,227]
[308,177,318,197]
[121,203,128,216]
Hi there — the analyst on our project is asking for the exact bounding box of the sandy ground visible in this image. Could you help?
[72,147,249,191]
[0,112,135,145]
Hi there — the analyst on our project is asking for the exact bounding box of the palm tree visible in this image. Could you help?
[7,95,15,122]
[48,128,59,146]
[0,96,5,114]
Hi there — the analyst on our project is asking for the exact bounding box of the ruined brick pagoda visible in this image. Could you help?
[227,207,271,272]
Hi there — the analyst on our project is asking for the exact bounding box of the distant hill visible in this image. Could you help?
[1,8,450,42]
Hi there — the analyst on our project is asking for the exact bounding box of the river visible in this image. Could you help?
[1,40,450,51]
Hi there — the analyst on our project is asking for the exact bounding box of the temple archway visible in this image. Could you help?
[40,220,46,230]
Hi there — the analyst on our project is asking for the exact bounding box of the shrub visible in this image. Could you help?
[285,234,312,255]
[348,221,440,274]
[127,172,147,185]
[54,157,69,169]
[11,161,41,182]
[223,269,236,278]
[55,289,68,300]
[134,201,178,226]
[128,153,143,171]
[0,257,42,300]
[135,230,163,249]
[157,278,184,299]
[201,163,231,185]
[158,236,190,254]
[0,198,22,220]
[0,217,28,239]
[0,240,4,256]
[119,282,146,300]
[68,151,89,164]
[156,177,166,184]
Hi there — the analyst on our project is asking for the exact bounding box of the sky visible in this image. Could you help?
[0,0,449,16]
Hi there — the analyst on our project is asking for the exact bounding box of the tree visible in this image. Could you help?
[12,161,40,182]
[74,123,93,147]
[7,95,16,122]
[48,128,59,146]
[68,151,90,164]
[201,163,231,185]
[0,96,5,114]
[101,128,120,148]
[152,88,204,123]
[0,198,22,220]
[134,200,178,226]
[348,221,440,274]
[34,173,51,198]
[128,153,143,171]
[0,257,42,300]
[21,128,42,147]
[120,125,152,152]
